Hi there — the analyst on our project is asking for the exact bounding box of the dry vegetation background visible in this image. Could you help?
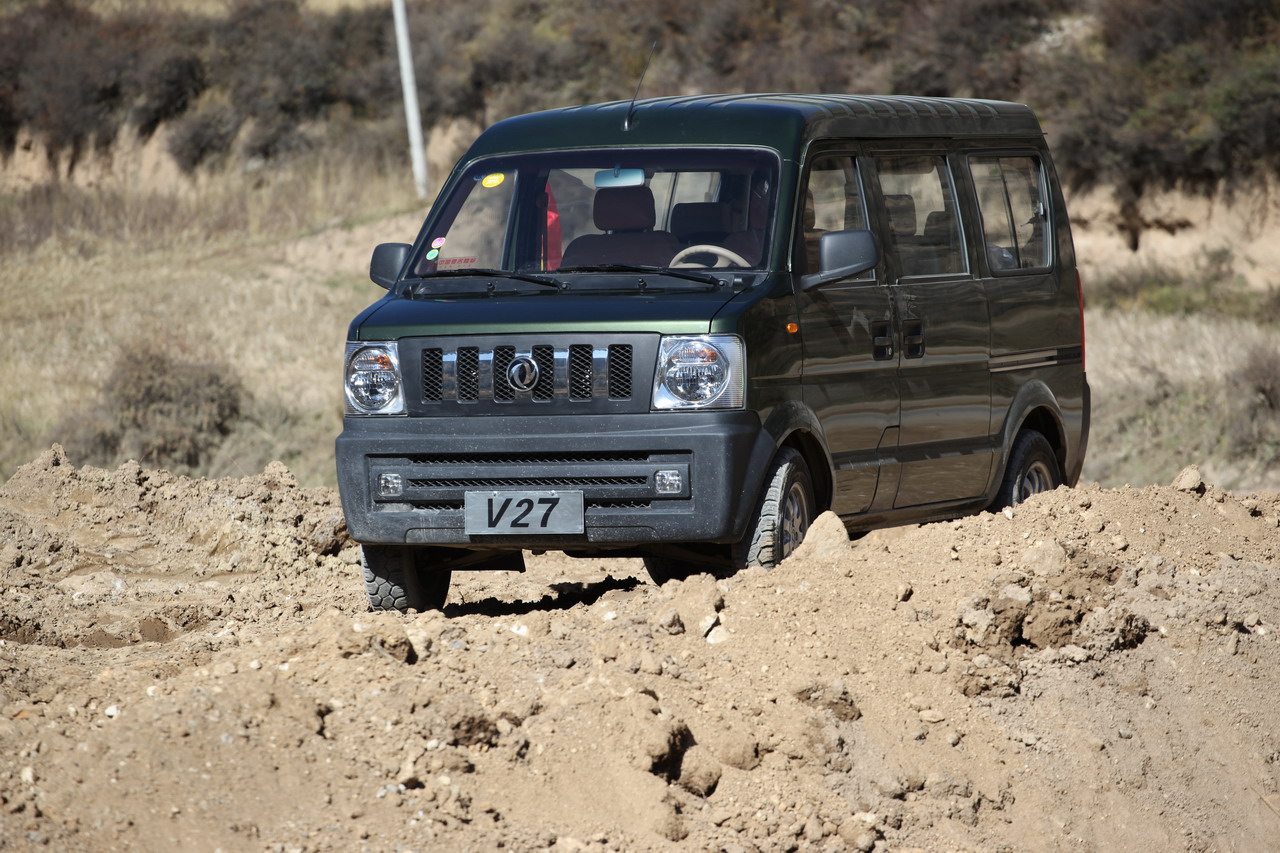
[2,0,1280,491]
[2,4,1280,851]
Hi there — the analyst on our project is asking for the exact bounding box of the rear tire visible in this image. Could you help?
[994,429,1062,508]
[361,545,451,612]
[732,447,815,570]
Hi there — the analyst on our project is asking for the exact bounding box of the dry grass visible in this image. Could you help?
[5,124,1279,493]
[1083,309,1280,491]
[0,146,426,486]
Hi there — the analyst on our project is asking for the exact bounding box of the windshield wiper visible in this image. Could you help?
[556,264,723,287]
[419,268,563,289]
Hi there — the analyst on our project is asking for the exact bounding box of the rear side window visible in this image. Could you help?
[970,155,1051,272]
[874,154,967,279]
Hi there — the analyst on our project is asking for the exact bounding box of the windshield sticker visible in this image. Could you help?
[425,249,440,261]
[439,257,478,267]
[481,173,506,188]
[430,237,446,249]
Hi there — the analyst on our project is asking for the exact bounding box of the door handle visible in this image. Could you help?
[870,320,893,360]
[903,319,925,358]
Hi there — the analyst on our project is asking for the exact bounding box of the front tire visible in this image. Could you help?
[642,449,816,584]
[361,545,451,612]
[994,429,1063,508]
[732,447,815,570]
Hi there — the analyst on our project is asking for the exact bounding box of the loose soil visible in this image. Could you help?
[1,447,1278,852]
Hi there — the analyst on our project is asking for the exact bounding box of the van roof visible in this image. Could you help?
[465,94,1043,161]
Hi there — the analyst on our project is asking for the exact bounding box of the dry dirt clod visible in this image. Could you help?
[1171,465,1206,493]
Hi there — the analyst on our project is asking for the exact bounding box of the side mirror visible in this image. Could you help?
[369,242,412,289]
[799,229,879,291]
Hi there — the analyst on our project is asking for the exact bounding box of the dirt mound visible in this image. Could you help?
[2,450,1278,851]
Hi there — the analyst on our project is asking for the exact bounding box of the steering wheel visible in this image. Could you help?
[669,244,752,269]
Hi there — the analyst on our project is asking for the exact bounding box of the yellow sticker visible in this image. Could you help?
[481,173,505,188]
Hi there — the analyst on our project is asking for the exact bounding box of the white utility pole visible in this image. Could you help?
[392,0,428,199]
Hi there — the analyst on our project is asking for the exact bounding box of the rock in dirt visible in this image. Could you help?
[1171,464,1206,492]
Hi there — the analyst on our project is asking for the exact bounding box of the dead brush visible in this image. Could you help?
[1236,345,1280,414]
[55,338,245,474]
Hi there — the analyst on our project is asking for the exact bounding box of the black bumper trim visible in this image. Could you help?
[337,411,774,548]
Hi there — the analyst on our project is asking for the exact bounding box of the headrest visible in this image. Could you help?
[593,186,656,232]
[884,194,917,236]
[670,202,730,239]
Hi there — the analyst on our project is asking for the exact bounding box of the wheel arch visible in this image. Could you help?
[780,428,834,514]
[760,399,835,514]
[994,381,1069,493]
[1019,406,1067,475]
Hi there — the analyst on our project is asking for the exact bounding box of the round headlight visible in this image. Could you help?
[662,340,728,403]
[653,335,744,410]
[345,344,404,414]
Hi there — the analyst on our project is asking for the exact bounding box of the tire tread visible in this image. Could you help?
[361,545,450,612]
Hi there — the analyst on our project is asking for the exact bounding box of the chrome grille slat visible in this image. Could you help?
[478,348,494,400]
[591,347,609,400]
[440,350,459,400]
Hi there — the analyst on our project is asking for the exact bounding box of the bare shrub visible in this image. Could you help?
[1098,0,1279,65]
[132,49,207,140]
[1237,346,1280,414]
[56,339,245,474]
[3,1,153,170]
[891,0,1068,99]
[1224,345,1280,470]
[326,5,397,116]
[168,106,240,173]
[1037,2,1280,199]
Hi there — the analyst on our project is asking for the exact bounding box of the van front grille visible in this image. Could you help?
[420,342,634,404]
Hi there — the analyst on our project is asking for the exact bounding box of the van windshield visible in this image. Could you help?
[414,148,779,280]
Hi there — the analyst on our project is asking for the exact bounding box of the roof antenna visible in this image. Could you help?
[623,40,658,132]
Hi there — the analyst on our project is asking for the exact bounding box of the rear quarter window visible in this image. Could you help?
[969,155,1052,273]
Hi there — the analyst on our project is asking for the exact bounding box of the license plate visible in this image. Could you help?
[464,490,585,535]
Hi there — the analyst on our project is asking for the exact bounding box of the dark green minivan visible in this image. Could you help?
[336,94,1089,611]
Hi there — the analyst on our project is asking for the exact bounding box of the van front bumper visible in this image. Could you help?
[336,411,775,548]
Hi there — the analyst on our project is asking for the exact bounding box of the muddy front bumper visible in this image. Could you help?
[336,411,775,549]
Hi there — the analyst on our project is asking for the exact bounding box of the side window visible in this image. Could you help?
[970,155,1051,272]
[800,154,868,276]
[873,154,967,279]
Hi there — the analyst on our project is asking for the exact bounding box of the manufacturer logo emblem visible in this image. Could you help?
[507,356,540,392]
